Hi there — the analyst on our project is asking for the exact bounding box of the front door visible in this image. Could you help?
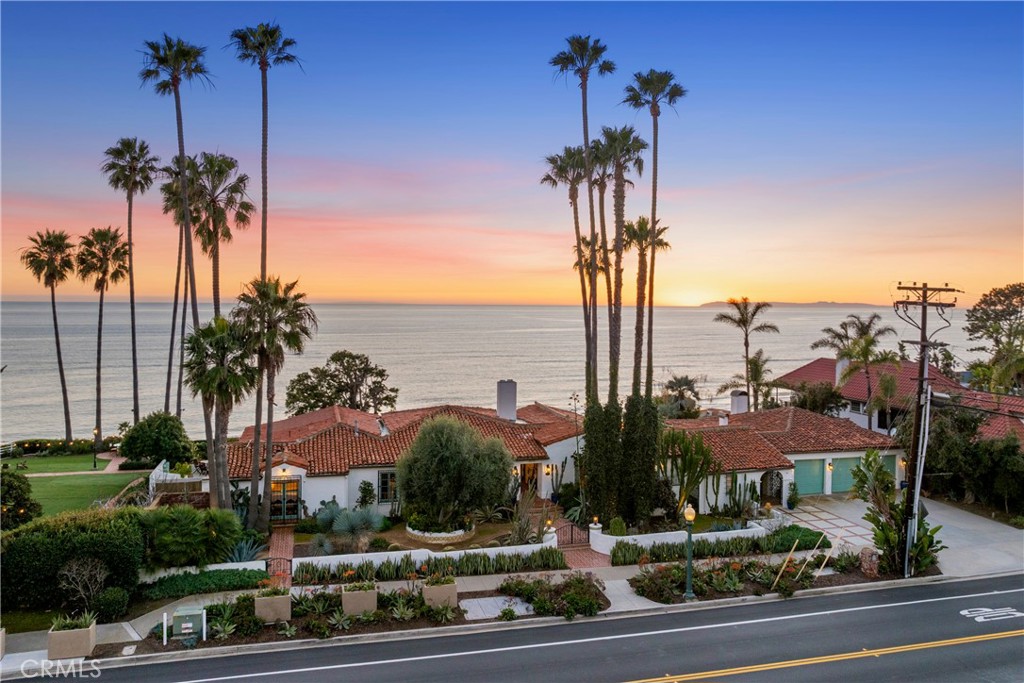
[270,477,302,522]
[520,463,538,498]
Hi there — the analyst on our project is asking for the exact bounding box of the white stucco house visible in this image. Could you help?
[225,381,582,522]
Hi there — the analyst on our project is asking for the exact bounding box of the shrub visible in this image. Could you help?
[58,557,109,610]
[51,611,97,631]
[306,618,332,639]
[356,480,376,509]
[119,412,194,467]
[140,569,269,601]
[830,545,859,574]
[1,507,145,609]
[786,481,801,509]
[142,505,243,568]
[609,525,830,566]
[499,607,518,621]
[397,416,513,532]
[1010,516,1024,530]
[93,587,130,622]
[1,470,43,530]
[119,459,155,471]
[368,536,390,552]
[608,517,628,537]
[498,571,605,621]
[293,517,320,534]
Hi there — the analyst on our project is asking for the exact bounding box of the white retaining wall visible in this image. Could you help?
[293,533,558,573]
[139,560,267,584]
[589,518,773,555]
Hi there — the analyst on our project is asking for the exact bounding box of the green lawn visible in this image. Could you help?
[30,473,144,516]
[11,453,105,473]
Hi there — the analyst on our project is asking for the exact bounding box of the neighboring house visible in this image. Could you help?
[666,392,903,512]
[226,381,582,522]
[777,357,1024,440]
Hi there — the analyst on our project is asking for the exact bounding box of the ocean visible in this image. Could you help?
[0,301,978,443]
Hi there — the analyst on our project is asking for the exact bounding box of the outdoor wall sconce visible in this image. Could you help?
[280,467,289,477]
[544,464,552,476]
[511,467,519,475]
[827,462,834,472]
[900,457,908,468]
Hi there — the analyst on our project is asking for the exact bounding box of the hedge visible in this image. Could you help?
[140,569,269,601]
[1,507,145,609]
[610,525,831,566]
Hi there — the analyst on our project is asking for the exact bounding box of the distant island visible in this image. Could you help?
[699,301,882,308]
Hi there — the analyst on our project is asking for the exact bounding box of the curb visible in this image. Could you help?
[6,570,1017,680]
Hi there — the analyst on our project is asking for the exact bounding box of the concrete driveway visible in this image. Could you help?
[786,494,1024,577]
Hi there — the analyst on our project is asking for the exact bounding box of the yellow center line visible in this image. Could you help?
[625,629,1024,682]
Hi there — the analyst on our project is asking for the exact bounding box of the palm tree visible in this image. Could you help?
[185,316,258,509]
[192,152,255,317]
[590,137,614,371]
[20,230,76,442]
[624,216,670,397]
[234,278,318,531]
[541,146,592,399]
[713,298,780,405]
[76,228,129,450]
[624,69,687,399]
[101,137,159,426]
[718,349,775,411]
[551,35,615,404]
[812,313,896,431]
[869,373,900,436]
[229,23,301,281]
[140,35,214,450]
[600,125,646,404]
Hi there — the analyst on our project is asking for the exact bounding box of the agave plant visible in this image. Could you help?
[316,499,343,533]
[227,536,268,562]
[332,508,384,553]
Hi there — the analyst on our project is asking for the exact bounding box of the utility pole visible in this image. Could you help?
[894,282,959,578]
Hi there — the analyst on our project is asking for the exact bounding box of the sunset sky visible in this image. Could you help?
[2,1,1021,307]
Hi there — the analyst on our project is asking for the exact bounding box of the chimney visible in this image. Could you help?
[497,379,517,421]
[835,358,850,386]
[719,415,729,427]
[729,390,749,415]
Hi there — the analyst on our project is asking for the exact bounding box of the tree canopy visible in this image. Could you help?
[396,416,512,532]
[1,471,43,530]
[119,411,195,466]
[285,350,399,415]
[965,283,1024,354]
[791,381,848,417]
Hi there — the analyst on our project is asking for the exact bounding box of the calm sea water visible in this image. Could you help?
[0,301,977,443]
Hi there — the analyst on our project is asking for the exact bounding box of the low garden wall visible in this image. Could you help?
[295,533,558,572]
[590,518,774,556]
[139,560,266,584]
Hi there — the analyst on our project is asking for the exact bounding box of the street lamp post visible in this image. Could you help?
[92,427,99,470]
[684,503,697,601]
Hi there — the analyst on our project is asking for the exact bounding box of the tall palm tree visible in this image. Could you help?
[76,228,129,450]
[234,278,318,531]
[20,230,76,442]
[185,316,258,509]
[229,23,301,281]
[552,35,615,404]
[590,137,614,367]
[192,152,255,317]
[713,298,780,405]
[600,125,646,404]
[812,312,896,431]
[664,374,702,415]
[140,35,214,451]
[541,146,592,399]
[624,216,669,397]
[624,69,687,399]
[718,349,775,411]
[101,137,159,425]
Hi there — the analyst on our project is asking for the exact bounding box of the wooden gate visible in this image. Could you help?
[554,521,590,548]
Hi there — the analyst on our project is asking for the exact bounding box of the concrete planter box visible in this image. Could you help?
[47,621,95,660]
[341,587,377,615]
[255,594,292,623]
[422,583,458,608]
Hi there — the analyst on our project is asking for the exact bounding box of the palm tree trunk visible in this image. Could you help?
[205,395,220,509]
[176,264,189,417]
[865,367,873,431]
[744,335,751,406]
[632,249,648,397]
[260,65,269,281]
[127,190,140,425]
[165,222,184,413]
[51,284,72,442]
[215,401,231,509]
[598,184,614,400]
[259,370,277,531]
[174,84,215,492]
[571,194,592,402]
[248,359,266,530]
[212,237,221,319]
[580,76,598,404]
[94,285,105,451]
[610,165,626,406]
[644,112,660,400]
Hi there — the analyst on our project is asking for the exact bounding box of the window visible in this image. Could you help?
[378,471,397,503]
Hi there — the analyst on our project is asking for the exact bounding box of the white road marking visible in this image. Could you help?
[959,606,1024,622]
[172,587,1024,683]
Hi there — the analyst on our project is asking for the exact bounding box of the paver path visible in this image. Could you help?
[267,526,295,587]
[784,496,875,548]
[21,451,132,477]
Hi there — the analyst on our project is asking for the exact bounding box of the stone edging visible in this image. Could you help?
[404,526,476,545]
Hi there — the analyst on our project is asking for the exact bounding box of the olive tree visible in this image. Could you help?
[396,416,512,532]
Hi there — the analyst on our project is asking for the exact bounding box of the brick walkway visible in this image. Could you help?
[267,526,295,587]
[563,547,612,569]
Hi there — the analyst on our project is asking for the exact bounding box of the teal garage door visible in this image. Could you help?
[794,459,824,495]
[831,457,862,493]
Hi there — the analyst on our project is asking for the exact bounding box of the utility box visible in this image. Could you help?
[172,608,203,637]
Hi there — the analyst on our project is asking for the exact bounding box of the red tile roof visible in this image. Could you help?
[977,414,1024,441]
[777,358,961,404]
[238,405,383,442]
[227,403,579,479]
[728,407,896,454]
[665,424,793,472]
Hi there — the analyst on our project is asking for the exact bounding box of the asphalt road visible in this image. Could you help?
[78,575,1024,682]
